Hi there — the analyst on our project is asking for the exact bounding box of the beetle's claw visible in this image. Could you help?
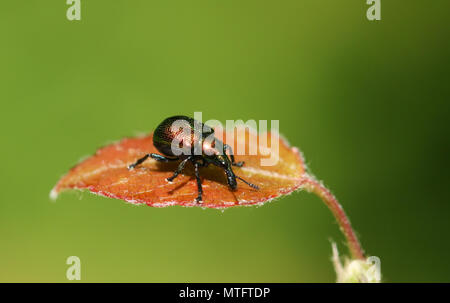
[195,197,203,203]
[233,161,244,167]
[128,164,135,170]
[250,183,259,190]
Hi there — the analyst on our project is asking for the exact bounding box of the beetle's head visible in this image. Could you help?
[224,167,237,190]
[214,153,229,168]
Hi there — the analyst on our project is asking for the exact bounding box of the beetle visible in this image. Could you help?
[128,115,259,202]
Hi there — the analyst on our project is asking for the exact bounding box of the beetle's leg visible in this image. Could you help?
[193,161,203,203]
[224,144,244,167]
[235,175,259,190]
[166,156,191,182]
[128,153,178,170]
[150,153,179,162]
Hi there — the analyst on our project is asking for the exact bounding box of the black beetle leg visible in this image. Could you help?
[193,161,203,203]
[235,175,259,190]
[128,154,150,169]
[128,153,178,170]
[166,156,191,182]
[224,144,244,167]
[150,153,179,162]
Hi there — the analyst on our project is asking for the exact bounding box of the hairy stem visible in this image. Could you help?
[301,174,365,260]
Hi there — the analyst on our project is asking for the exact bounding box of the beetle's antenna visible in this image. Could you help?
[235,175,259,190]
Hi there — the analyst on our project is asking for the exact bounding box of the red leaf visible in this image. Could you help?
[51,129,306,208]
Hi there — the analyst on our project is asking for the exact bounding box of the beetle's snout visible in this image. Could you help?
[228,178,237,191]
[225,169,237,190]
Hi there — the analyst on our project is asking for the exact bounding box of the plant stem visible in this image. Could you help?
[301,174,365,260]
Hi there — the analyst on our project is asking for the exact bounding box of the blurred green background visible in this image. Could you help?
[1,1,449,282]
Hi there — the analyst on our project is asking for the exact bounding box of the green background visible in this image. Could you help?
[1,1,449,282]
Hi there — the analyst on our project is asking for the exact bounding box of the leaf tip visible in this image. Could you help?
[49,187,59,201]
